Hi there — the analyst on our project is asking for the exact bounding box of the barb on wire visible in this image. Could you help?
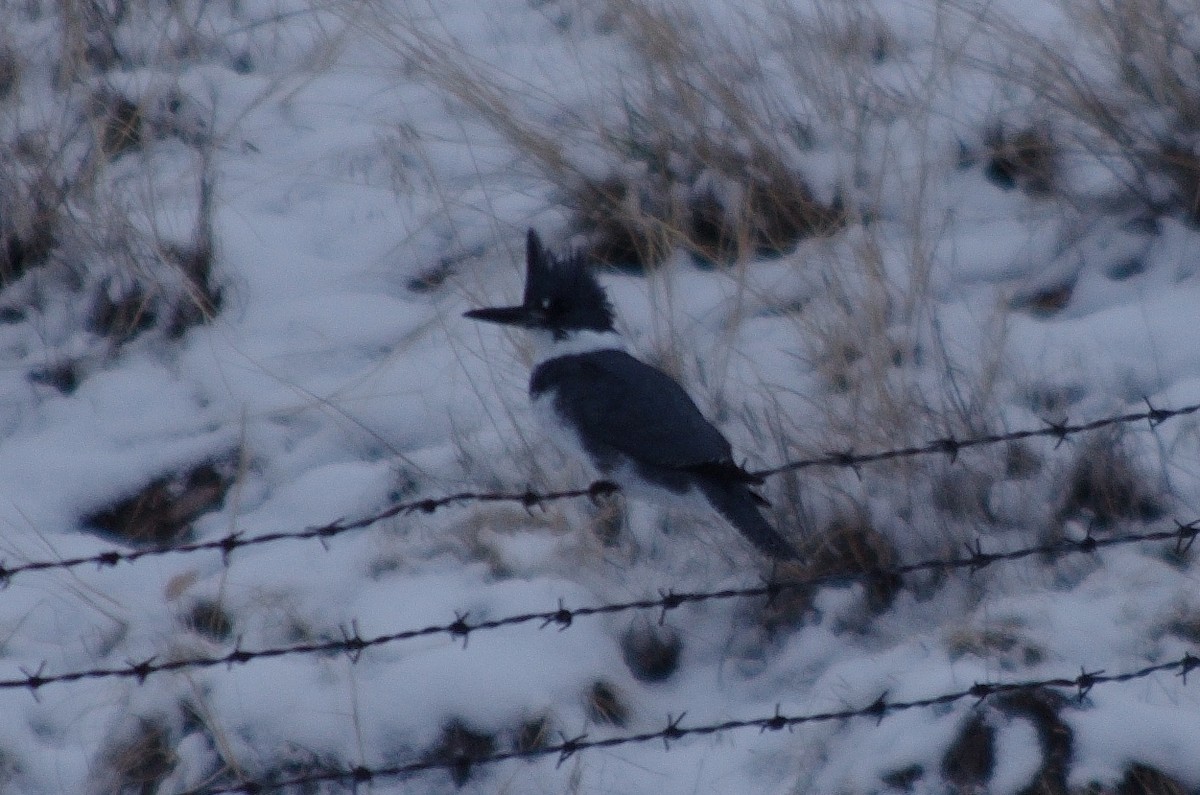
[3,517,1196,696]
[184,653,1200,794]
[1,399,1195,588]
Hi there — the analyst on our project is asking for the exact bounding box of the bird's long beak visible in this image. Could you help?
[464,305,539,327]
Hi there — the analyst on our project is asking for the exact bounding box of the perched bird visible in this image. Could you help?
[465,229,800,560]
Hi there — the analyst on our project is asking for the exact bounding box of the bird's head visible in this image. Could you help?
[465,229,615,340]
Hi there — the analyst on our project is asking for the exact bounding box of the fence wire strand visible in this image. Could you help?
[750,396,1200,478]
[3,516,1196,696]
[2,398,1197,590]
[184,652,1200,794]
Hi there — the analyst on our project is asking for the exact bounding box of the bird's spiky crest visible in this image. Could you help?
[523,229,552,307]
[523,229,615,336]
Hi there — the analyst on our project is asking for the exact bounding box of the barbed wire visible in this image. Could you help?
[2,397,1196,590]
[0,482,614,588]
[751,396,1200,477]
[185,652,1200,794]
[3,517,1195,697]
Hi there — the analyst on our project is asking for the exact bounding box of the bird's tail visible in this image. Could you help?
[697,478,801,560]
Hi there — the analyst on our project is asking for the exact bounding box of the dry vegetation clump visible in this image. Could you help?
[761,229,1012,567]
[85,455,237,546]
[93,90,146,158]
[584,679,629,726]
[93,717,178,795]
[981,124,1061,197]
[513,715,553,754]
[0,164,64,287]
[1056,432,1165,529]
[362,0,848,272]
[183,597,235,642]
[940,713,995,792]
[946,618,1046,671]
[620,618,682,682]
[426,720,497,786]
[570,123,844,271]
[757,515,903,631]
[1009,281,1075,318]
[804,516,903,612]
[0,1,225,401]
[997,0,1200,225]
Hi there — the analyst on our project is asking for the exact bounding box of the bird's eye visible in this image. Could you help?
[541,297,551,310]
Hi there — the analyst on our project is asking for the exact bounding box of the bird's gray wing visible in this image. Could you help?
[531,349,734,471]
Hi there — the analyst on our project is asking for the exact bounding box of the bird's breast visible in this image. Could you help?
[530,387,602,469]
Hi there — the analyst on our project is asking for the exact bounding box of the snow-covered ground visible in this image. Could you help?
[0,0,1198,792]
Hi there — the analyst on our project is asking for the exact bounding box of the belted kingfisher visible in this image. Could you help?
[465,229,800,560]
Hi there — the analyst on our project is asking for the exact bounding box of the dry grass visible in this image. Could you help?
[93,717,177,795]
[1056,430,1167,528]
[349,0,846,271]
[0,1,228,393]
[348,0,1027,577]
[978,0,1200,223]
[1,0,343,396]
[584,679,629,726]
